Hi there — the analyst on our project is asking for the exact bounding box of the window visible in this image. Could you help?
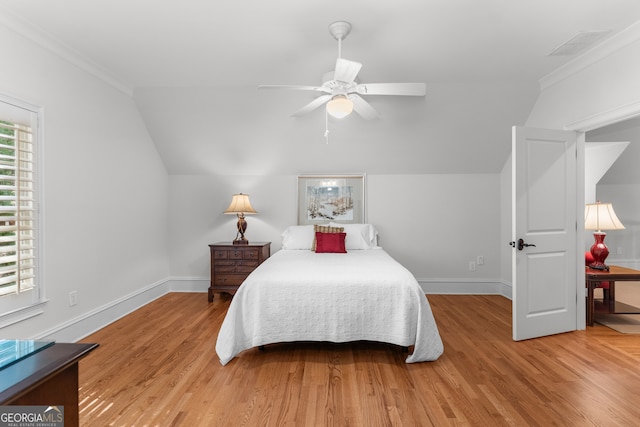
[0,95,42,325]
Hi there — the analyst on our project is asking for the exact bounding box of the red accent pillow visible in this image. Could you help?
[315,232,347,253]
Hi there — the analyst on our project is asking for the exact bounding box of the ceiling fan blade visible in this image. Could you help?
[349,94,379,120]
[355,82,426,96]
[259,84,331,93]
[292,94,332,117]
[334,58,362,84]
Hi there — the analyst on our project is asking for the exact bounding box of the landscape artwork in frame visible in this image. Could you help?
[297,175,365,225]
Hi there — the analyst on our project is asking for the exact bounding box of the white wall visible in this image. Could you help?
[588,114,640,290]
[0,16,512,342]
[498,23,640,289]
[584,141,629,203]
[525,24,640,271]
[168,173,504,294]
[527,22,640,130]
[134,81,537,177]
[594,183,640,269]
[586,120,640,268]
[0,24,170,340]
[3,10,638,341]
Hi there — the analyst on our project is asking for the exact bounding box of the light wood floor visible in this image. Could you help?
[78,293,640,426]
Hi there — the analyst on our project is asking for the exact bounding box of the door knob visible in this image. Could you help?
[517,238,536,251]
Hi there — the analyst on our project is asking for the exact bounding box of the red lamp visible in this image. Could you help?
[584,201,625,270]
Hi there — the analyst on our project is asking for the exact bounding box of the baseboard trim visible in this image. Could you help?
[35,276,511,343]
[419,278,512,299]
[169,277,209,293]
[36,278,172,342]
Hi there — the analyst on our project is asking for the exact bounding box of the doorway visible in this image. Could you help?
[586,117,640,310]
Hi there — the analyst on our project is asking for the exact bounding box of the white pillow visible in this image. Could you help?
[368,225,379,247]
[329,223,378,249]
[281,225,315,250]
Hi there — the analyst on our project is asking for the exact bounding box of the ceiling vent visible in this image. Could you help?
[548,31,611,56]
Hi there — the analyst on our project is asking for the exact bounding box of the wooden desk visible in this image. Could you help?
[0,342,98,426]
[585,265,640,326]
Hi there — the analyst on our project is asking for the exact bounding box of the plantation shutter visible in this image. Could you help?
[0,120,35,297]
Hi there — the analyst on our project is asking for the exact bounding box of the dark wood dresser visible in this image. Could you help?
[0,341,98,426]
[208,242,270,302]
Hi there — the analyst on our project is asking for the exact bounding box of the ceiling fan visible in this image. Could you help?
[259,21,426,120]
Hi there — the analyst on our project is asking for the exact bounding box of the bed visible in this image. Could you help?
[215,223,444,365]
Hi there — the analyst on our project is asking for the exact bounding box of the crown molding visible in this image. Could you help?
[564,98,640,132]
[540,20,640,91]
[0,7,133,97]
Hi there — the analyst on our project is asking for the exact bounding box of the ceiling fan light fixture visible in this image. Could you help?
[326,95,353,118]
[259,20,425,121]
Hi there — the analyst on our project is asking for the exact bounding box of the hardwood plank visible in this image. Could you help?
[78,293,640,426]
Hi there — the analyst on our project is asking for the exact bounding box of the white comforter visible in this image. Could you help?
[215,248,444,365]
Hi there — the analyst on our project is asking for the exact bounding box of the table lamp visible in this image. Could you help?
[224,193,257,245]
[584,201,625,270]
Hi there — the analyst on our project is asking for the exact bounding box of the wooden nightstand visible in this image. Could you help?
[208,242,270,302]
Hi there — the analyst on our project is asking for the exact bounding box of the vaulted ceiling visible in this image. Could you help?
[3,0,640,174]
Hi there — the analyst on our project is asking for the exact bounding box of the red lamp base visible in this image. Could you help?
[589,232,609,270]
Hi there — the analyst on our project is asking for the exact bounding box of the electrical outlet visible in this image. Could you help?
[469,261,476,271]
[69,291,78,306]
[617,247,623,255]
[477,255,484,265]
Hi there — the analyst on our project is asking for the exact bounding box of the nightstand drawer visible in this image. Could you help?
[243,249,260,260]
[213,274,246,285]
[213,249,229,259]
[235,264,258,273]
[214,260,258,271]
[208,242,271,302]
[215,264,258,274]
[236,260,259,267]
[215,264,239,273]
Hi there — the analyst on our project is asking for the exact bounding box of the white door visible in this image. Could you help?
[512,126,578,340]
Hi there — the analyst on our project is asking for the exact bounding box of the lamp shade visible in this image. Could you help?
[224,193,257,215]
[326,95,353,119]
[584,202,624,232]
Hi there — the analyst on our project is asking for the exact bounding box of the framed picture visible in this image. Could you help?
[297,174,365,225]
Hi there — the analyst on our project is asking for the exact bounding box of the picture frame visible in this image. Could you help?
[297,174,365,225]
